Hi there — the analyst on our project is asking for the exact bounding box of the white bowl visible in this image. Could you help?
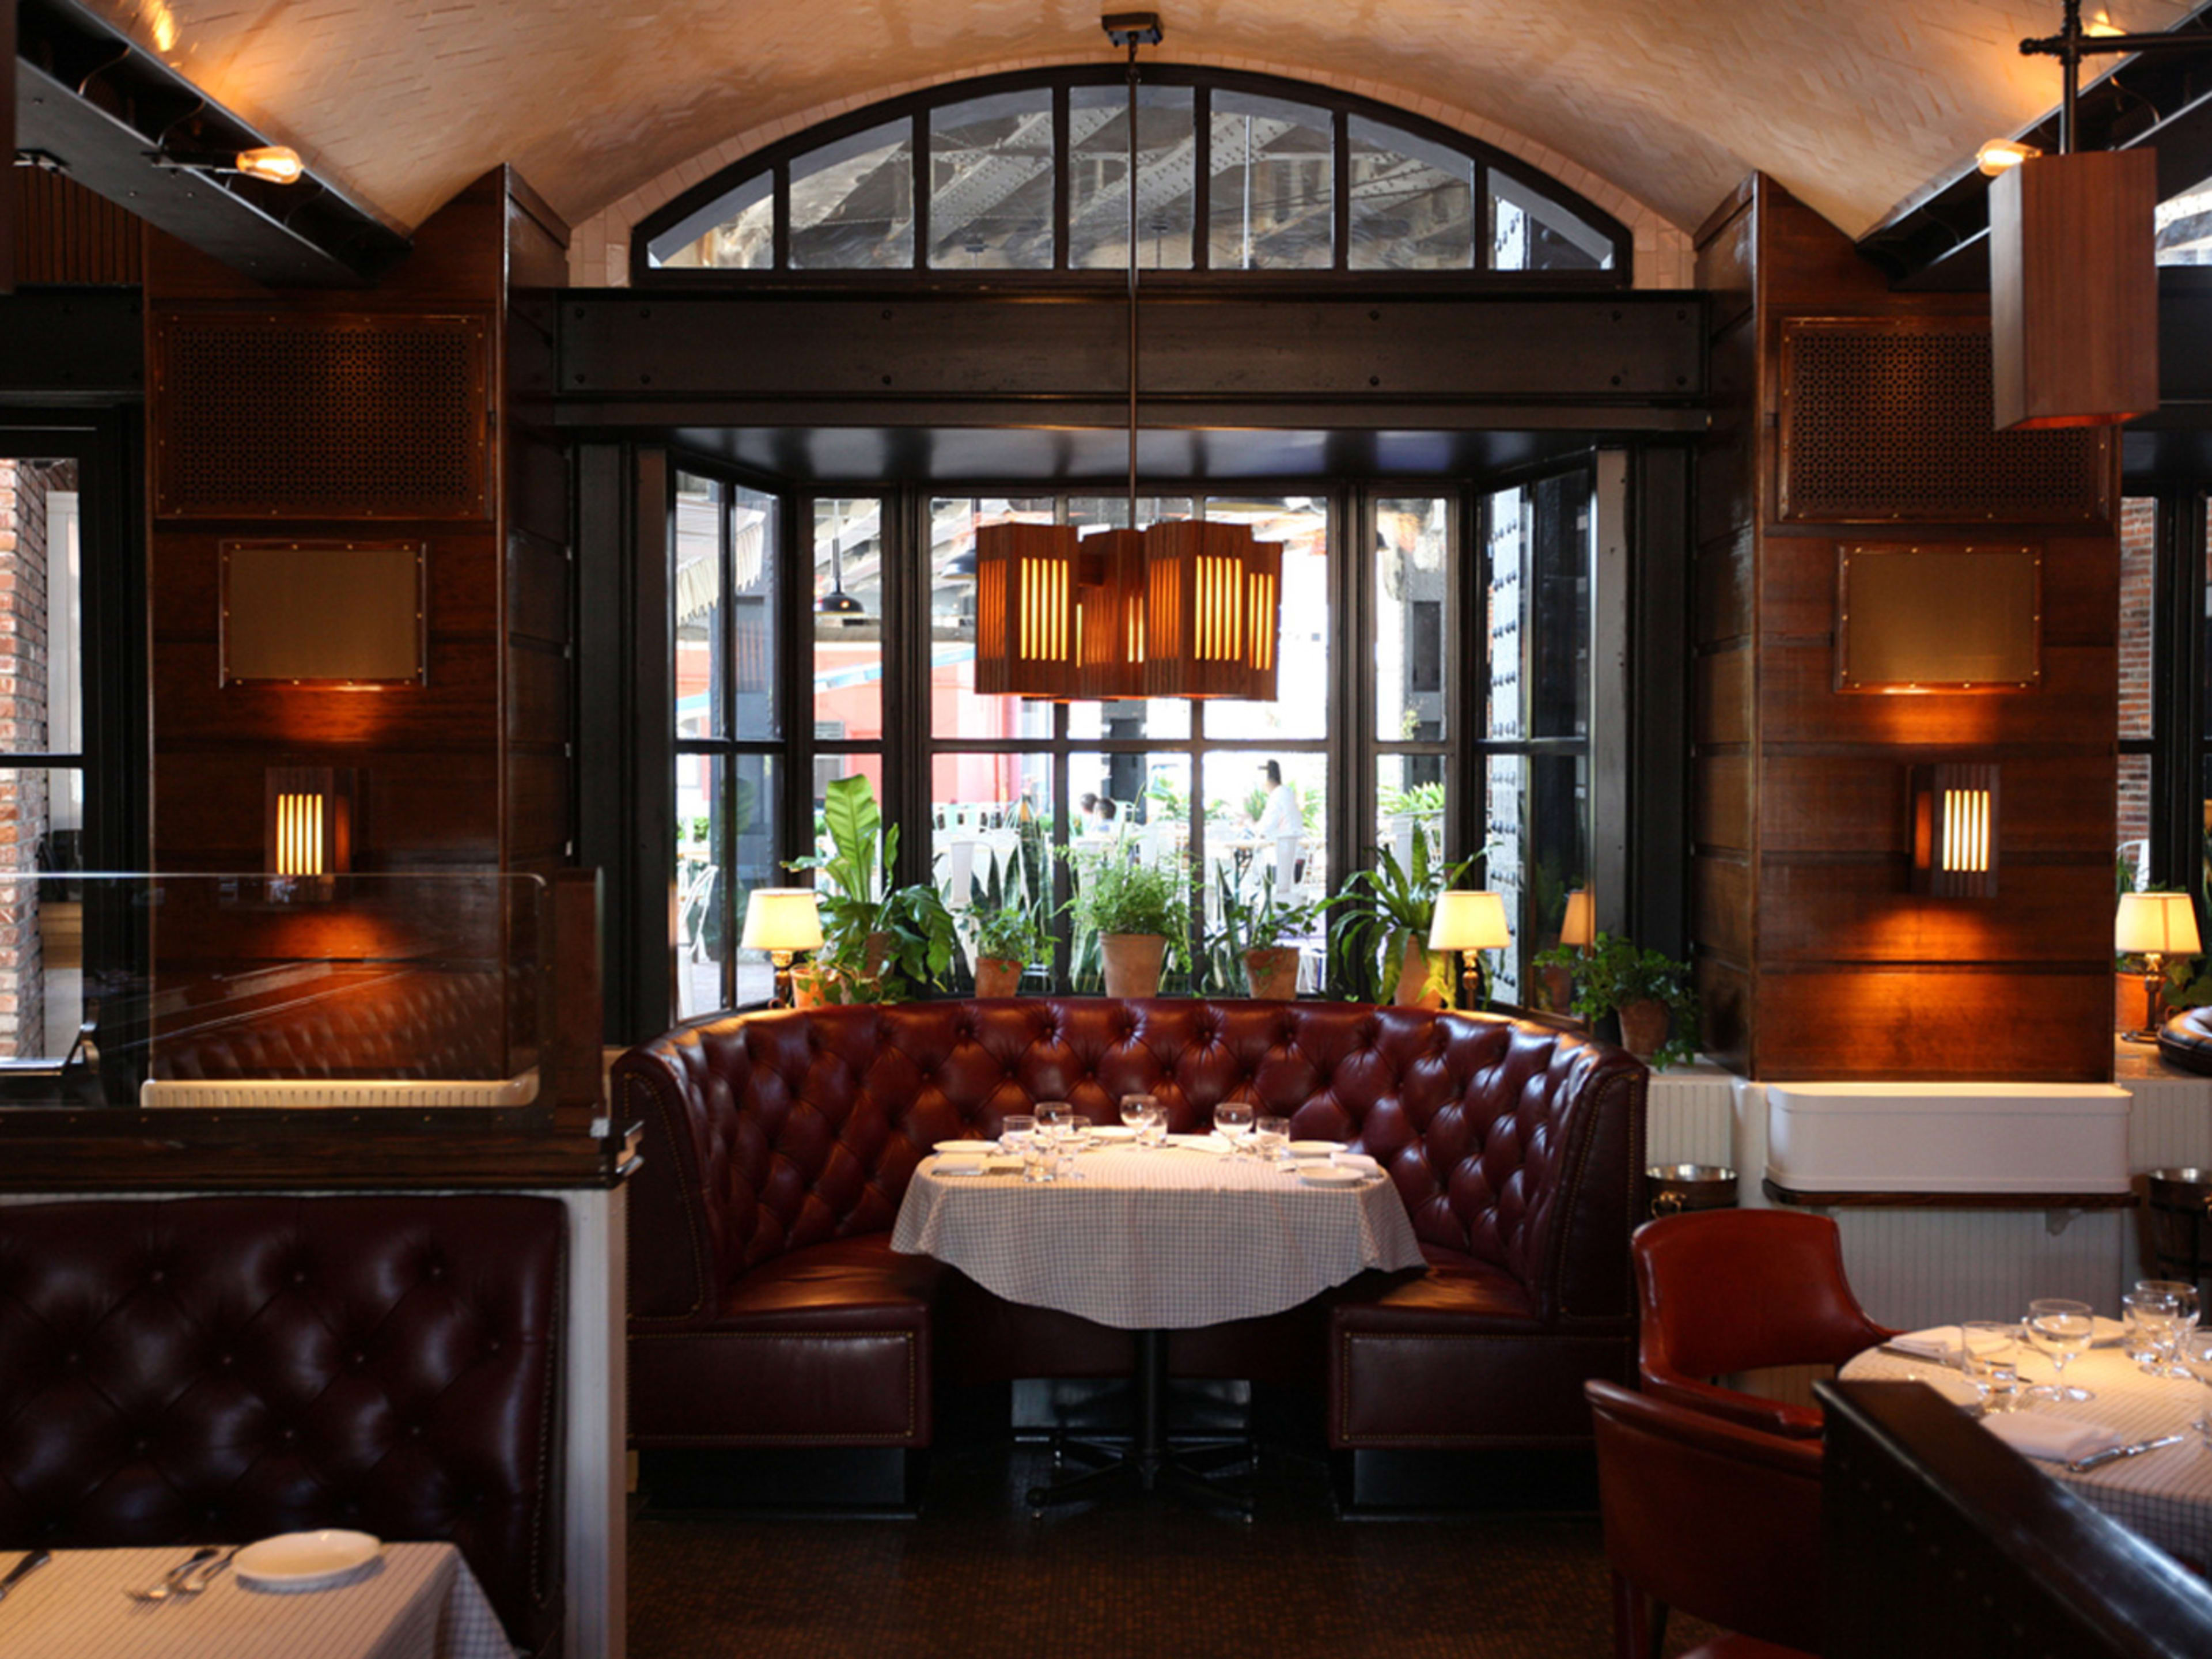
[234,1529,382,1592]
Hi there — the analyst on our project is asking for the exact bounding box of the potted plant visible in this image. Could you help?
[786,776,955,1003]
[968,897,1047,998]
[1072,854,1185,998]
[1537,931,1699,1068]
[1325,825,1478,1007]
[1212,868,1321,999]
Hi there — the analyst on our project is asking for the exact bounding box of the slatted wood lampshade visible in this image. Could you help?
[1988,150,2159,430]
[974,521,1081,698]
[1142,519,1278,700]
[265,766,354,878]
[1910,763,1999,898]
[1075,529,1147,700]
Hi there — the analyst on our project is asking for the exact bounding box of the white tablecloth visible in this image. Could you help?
[890,1143,1426,1329]
[0,1543,514,1659]
[1842,1341,2212,1568]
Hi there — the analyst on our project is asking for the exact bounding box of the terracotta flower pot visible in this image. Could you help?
[1101,932,1168,998]
[790,966,831,1009]
[1243,945,1301,1001]
[1396,935,1445,1009]
[2116,970,2153,1035]
[1538,963,1576,1016]
[1617,997,1670,1060]
[975,957,1027,998]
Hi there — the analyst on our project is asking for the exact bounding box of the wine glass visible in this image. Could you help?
[998,1113,1036,1156]
[1253,1115,1291,1165]
[2123,1287,2181,1375]
[1120,1094,1152,1130]
[2135,1279,2201,1378]
[1122,1094,1166,1148]
[1213,1101,1254,1154]
[2026,1298,2097,1402]
[2179,1328,2212,1446]
[1959,1321,2024,1413]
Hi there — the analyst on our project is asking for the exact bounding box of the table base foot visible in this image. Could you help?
[1025,1331,1256,1520]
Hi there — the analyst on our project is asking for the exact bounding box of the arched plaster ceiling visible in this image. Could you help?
[77,0,2202,246]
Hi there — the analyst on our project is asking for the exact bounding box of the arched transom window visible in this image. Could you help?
[636,68,1628,283]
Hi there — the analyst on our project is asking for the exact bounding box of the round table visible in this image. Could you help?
[1842,1338,2212,1569]
[891,1138,1426,1513]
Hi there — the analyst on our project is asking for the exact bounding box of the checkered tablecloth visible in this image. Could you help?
[1843,1340,2212,1569]
[0,1543,514,1659]
[890,1144,1426,1329]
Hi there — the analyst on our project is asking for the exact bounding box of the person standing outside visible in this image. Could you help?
[1253,761,1301,891]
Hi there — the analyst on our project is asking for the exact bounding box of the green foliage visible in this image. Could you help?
[1534,931,1700,1069]
[1324,824,1478,1002]
[1375,780,1446,821]
[1071,854,1185,938]
[1211,866,1323,957]
[968,896,1049,965]
[786,776,955,1002]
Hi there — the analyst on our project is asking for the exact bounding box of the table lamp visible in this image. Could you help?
[741,887,825,1009]
[1429,891,1512,1011]
[1559,889,1594,952]
[2115,891,2201,1043]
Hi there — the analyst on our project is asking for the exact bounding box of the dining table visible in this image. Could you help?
[1841,1336,2212,1570]
[0,1542,513,1659]
[891,1133,1426,1516]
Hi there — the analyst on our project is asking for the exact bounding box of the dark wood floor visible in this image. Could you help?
[627,1428,1722,1658]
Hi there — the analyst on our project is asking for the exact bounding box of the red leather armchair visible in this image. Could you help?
[1634,1207,1895,1439]
[615,997,1647,1456]
[0,1195,566,1658]
[1586,1378,1821,1659]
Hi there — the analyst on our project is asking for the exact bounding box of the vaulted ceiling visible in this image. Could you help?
[71,0,2204,241]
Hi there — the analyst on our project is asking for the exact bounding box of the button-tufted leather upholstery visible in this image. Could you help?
[151,968,507,1081]
[617,997,1646,1451]
[0,1196,564,1657]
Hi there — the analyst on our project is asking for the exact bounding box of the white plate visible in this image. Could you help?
[234,1530,382,1592]
[1288,1141,1343,1158]
[933,1140,1000,1156]
[1330,1153,1382,1176]
[1089,1126,1138,1142]
[1298,1166,1370,1187]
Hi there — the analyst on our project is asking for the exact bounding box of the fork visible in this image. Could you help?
[172,1546,241,1596]
[123,1545,223,1603]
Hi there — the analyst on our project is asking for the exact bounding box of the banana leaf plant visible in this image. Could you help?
[1325,824,1480,1003]
[786,776,955,1002]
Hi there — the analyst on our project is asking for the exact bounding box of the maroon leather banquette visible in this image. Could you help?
[0,1196,565,1658]
[618,997,1647,1455]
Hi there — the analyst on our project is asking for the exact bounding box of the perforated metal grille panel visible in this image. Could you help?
[1779,320,2108,524]
[153,312,490,520]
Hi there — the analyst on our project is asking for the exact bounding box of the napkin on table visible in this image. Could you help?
[1889,1317,2126,1365]
[1979,1411,2126,1465]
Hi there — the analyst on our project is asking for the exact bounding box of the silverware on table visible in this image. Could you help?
[0,1549,51,1604]
[2067,1431,2190,1474]
[123,1544,224,1603]
[1878,1342,1959,1369]
[173,1545,241,1596]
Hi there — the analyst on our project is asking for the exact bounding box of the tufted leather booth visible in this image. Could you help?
[151,968,509,1081]
[0,1195,565,1657]
[619,997,1646,1455]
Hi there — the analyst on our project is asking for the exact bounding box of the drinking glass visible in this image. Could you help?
[1959,1322,2024,1412]
[1214,1101,1255,1154]
[2123,1289,2181,1375]
[2026,1298,2097,1402]
[998,1113,1036,1156]
[1133,1099,1168,1148]
[1253,1115,1291,1165]
[2179,1328,2212,1446]
[2135,1279,2202,1378]
[1021,1136,1055,1183]
[1120,1094,1153,1131]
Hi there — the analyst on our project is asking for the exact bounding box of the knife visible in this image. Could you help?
[2067,1431,2189,1474]
[0,1549,52,1604]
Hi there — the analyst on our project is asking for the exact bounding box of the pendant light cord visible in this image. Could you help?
[1126,34,1141,527]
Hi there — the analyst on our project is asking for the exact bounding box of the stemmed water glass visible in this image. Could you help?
[1253,1115,1291,1166]
[2124,1287,2182,1375]
[1121,1094,1166,1147]
[1213,1101,1254,1156]
[2026,1298,2098,1403]
[2135,1279,2202,1378]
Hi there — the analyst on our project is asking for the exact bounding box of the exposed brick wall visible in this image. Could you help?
[2119,496,2154,859]
[0,459,70,1058]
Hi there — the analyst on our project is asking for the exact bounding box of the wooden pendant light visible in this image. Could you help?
[1075,529,1147,700]
[1988,149,2158,430]
[974,521,1081,697]
[1143,520,1264,699]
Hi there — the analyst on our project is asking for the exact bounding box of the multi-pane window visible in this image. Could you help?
[640,70,1627,281]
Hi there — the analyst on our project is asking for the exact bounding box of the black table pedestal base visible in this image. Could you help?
[1025,1330,1255,1520]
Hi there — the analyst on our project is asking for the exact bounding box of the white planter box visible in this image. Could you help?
[1765,1082,2132,1195]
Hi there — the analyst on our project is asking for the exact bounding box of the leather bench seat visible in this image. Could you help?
[2158,1005,2212,1075]
[616,997,1647,1456]
[630,1236,944,1447]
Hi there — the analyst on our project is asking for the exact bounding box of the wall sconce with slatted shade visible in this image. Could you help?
[266,767,354,881]
[1910,764,1998,897]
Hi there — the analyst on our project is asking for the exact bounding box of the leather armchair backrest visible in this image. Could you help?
[0,1196,564,1657]
[1635,1208,1891,1380]
[620,998,1646,1315]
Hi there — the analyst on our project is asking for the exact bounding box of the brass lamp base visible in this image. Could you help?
[2122,955,2166,1044]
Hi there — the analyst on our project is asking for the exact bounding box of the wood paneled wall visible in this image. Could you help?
[145,168,575,1068]
[1690,177,2118,1082]
[10,171,143,287]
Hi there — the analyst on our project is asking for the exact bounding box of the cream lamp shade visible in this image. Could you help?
[1559,889,1594,948]
[2115,892,2202,958]
[1429,891,1512,954]
[740,887,825,954]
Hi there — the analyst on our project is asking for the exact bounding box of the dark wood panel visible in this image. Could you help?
[1696,523,1755,647]
[508,431,569,550]
[13,168,143,286]
[1695,644,1753,745]
[1694,753,1753,851]
[1692,949,1751,1075]
[1756,857,2112,964]
[152,748,501,869]
[1695,854,1753,961]
[505,749,571,864]
[1758,642,2113,745]
[506,641,570,745]
[505,183,571,295]
[1759,531,2117,648]
[1751,965,2112,1081]
[154,638,501,747]
[1696,200,1755,336]
[1766,1179,2133,1210]
[1758,752,2116,857]
[151,531,500,643]
[507,534,570,646]
[1697,320,1757,546]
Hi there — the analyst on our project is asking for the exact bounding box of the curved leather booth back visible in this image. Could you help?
[618,997,1645,1325]
[0,1195,565,1657]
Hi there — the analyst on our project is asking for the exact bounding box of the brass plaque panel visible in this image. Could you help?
[1836,543,2041,692]
[221,539,427,686]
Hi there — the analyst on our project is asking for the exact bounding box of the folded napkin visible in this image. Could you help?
[1891,1317,2126,1365]
[932,1153,1021,1176]
[1980,1411,2125,1465]
[1330,1153,1381,1176]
